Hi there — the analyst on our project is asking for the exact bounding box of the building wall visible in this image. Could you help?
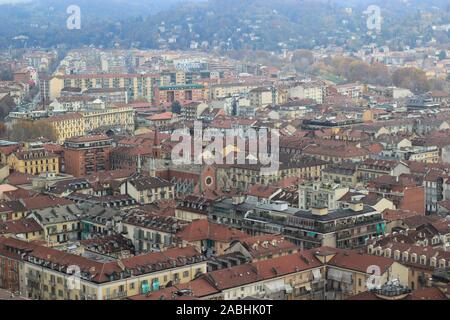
[24,260,207,300]
[400,186,425,214]
[64,146,112,178]
[121,181,175,204]
[7,154,60,175]
[50,75,157,102]
[175,209,208,222]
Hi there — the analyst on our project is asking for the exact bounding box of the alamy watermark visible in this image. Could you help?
[365,265,382,290]
[67,265,81,290]
[170,121,280,175]
[364,5,382,33]
[66,5,81,30]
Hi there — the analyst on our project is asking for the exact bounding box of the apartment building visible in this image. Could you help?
[382,146,440,164]
[79,205,123,240]
[209,83,261,100]
[7,150,60,175]
[0,218,44,241]
[175,220,248,256]
[120,174,175,204]
[180,102,209,122]
[302,144,371,164]
[129,246,409,301]
[216,155,327,191]
[357,159,410,183]
[423,171,449,214]
[47,73,159,102]
[248,87,276,108]
[367,175,425,214]
[225,234,300,262]
[298,181,349,211]
[84,88,128,104]
[155,84,207,104]
[282,81,326,104]
[367,242,450,291]
[121,213,187,253]
[0,237,207,300]
[174,195,212,222]
[48,106,135,143]
[28,205,81,244]
[211,198,385,250]
[64,135,113,177]
[322,165,358,188]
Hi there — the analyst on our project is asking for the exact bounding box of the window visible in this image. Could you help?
[420,256,426,265]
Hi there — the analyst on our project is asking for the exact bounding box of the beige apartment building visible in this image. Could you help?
[48,107,135,143]
[0,237,207,300]
[210,83,261,100]
[47,73,159,102]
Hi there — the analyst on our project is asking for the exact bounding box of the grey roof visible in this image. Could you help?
[30,203,121,225]
[30,205,81,224]
[292,205,378,222]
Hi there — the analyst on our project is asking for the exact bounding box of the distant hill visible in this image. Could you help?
[0,0,448,50]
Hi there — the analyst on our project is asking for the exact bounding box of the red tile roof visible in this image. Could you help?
[0,237,205,284]
[237,234,300,259]
[0,218,42,235]
[20,195,74,210]
[328,250,395,274]
[176,220,248,243]
[246,184,280,199]
[382,209,425,222]
[147,112,174,121]
[6,172,35,186]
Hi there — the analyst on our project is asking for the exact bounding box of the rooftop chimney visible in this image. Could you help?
[311,207,328,216]
[349,202,364,212]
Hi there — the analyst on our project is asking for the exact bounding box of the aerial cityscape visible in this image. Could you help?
[0,0,449,305]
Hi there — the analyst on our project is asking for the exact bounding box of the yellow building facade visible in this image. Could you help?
[7,151,60,175]
[48,107,135,143]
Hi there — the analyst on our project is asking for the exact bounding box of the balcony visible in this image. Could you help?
[27,273,41,282]
[113,291,128,299]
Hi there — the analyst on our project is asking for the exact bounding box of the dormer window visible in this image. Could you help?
[430,257,437,267]
[402,252,409,262]
[385,248,392,258]
[420,255,426,265]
